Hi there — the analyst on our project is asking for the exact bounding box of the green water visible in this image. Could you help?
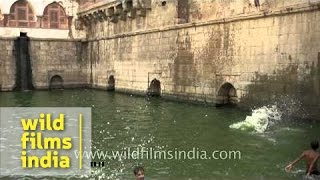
[0,89,319,180]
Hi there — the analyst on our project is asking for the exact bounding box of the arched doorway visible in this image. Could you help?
[216,83,237,106]
[147,79,161,97]
[107,75,115,91]
[49,75,63,89]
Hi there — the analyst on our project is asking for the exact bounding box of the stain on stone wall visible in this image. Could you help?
[193,23,236,96]
[0,39,15,91]
[29,40,88,89]
[1,38,89,90]
[177,0,190,23]
[172,32,195,92]
[242,63,320,120]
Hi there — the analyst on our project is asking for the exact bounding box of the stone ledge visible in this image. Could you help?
[78,0,152,25]
[34,83,90,90]
[85,2,320,42]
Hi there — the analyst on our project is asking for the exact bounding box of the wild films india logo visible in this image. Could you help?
[0,108,91,177]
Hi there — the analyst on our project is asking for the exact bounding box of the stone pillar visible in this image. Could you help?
[36,16,42,28]
[68,16,73,28]
[3,14,9,27]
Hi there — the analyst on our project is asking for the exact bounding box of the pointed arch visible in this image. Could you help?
[49,75,64,89]
[107,75,115,91]
[42,2,68,29]
[147,79,161,97]
[216,82,238,106]
[8,0,36,27]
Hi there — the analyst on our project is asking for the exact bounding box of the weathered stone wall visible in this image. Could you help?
[0,38,15,90]
[232,10,320,120]
[0,38,90,91]
[80,0,178,38]
[30,39,89,89]
[1,0,319,119]
[189,0,320,22]
[84,1,320,120]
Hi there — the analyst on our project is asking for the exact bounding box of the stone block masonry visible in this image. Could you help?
[82,1,320,120]
[1,0,319,120]
[30,39,90,89]
[0,38,15,91]
[0,38,90,91]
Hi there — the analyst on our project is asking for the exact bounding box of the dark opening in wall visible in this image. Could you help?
[20,32,27,36]
[216,83,238,106]
[49,75,64,89]
[161,1,167,6]
[107,75,115,91]
[147,79,161,97]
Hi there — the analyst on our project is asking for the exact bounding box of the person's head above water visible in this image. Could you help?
[311,140,319,151]
[134,166,144,180]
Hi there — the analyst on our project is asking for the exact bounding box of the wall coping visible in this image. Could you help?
[1,2,319,42]
[85,2,320,42]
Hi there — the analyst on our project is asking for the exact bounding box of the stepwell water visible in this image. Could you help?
[0,90,319,180]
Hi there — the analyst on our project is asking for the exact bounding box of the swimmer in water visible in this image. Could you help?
[285,140,320,176]
[134,166,144,180]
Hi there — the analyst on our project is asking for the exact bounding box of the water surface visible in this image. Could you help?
[0,89,319,180]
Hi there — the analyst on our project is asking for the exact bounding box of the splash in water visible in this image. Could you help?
[229,105,282,133]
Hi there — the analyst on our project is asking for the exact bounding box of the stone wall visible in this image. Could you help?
[83,1,320,120]
[79,0,320,35]
[0,38,15,90]
[189,0,320,22]
[30,39,89,89]
[0,38,90,91]
[80,0,178,38]
[1,0,319,120]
